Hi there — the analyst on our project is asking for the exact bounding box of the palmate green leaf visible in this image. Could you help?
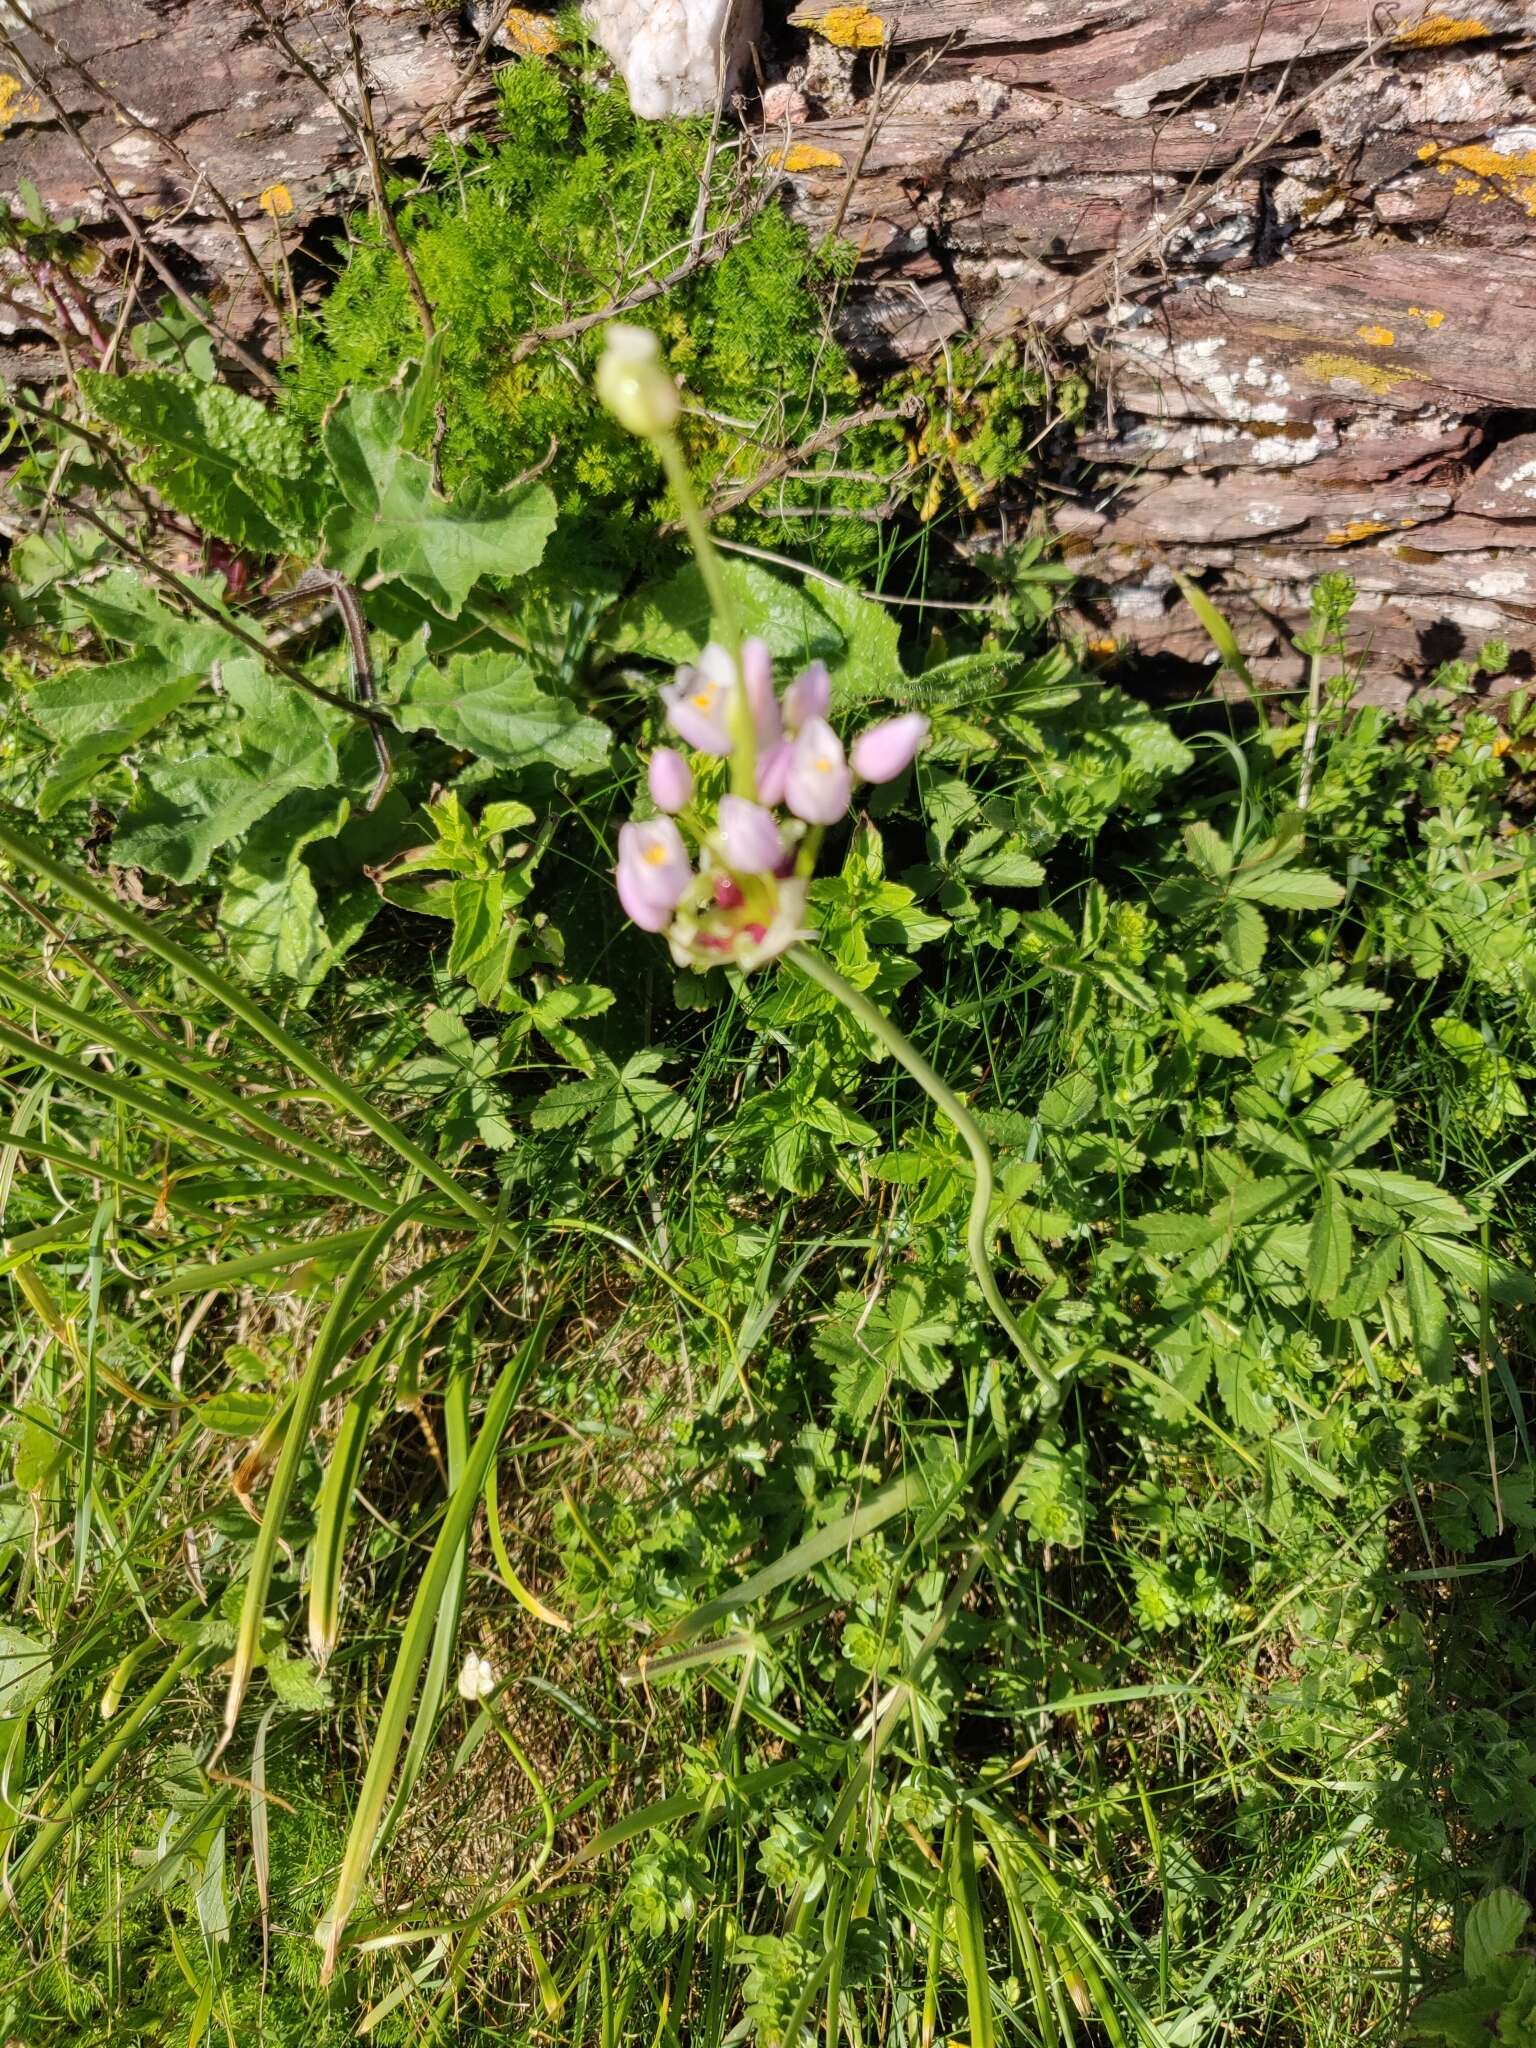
[112,664,342,881]
[80,370,326,550]
[1306,1178,1353,1303]
[531,1050,693,1170]
[322,386,556,616]
[1335,1231,1401,1316]
[392,652,610,775]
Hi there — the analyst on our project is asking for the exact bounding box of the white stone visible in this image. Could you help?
[586,0,763,119]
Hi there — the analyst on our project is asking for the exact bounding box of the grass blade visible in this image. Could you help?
[319,1302,558,1979]
[218,1208,417,1756]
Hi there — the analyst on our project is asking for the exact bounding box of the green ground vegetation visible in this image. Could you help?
[0,45,1534,2048]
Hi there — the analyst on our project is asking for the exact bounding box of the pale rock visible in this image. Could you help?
[585,0,762,118]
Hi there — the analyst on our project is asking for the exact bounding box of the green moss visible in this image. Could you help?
[284,53,898,578]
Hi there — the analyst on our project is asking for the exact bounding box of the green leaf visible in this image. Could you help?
[1339,1170,1472,1234]
[197,1389,279,1438]
[112,665,341,882]
[32,657,205,818]
[1467,1890,1531,1983]
[1219,898,1268,973]
[392,652,610,775]
[1231,867,1345,911]
[322,387,556,616]
[80,370,325,550]
[815,580,904,707]
[265,1646,330,1712]
[221,789,351,990]
[1401,1238,1454,1378]
[1306,1178,1352,1304]
[1183,820,1233,880]
[1334,1232,1401,1317]
[608,558,842,666]
[0,1625,53,1716]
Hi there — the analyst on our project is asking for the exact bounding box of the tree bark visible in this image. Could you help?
[773,0,1536,700]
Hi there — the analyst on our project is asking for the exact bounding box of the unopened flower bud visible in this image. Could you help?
[617,817,692,931]
[785,717,851,825]
[717,794,784,875]
[783,660,830,730]
[648,746,693,813]
[594,323,680,439]
[458,1651,496,1702]
[851,713,929,785]
[741,637,782,748]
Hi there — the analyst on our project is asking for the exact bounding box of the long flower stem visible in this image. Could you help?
[656,431,756,799]
[787,944,1058,1408]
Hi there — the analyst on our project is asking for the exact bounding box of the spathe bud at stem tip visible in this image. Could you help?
[593,323,681,439]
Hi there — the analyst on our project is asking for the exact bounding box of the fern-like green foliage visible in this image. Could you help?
[284,52,900,577]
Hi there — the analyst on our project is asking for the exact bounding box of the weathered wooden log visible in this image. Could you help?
[775,1,1536,698]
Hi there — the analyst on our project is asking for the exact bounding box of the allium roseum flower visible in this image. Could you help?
[616,646,928,970]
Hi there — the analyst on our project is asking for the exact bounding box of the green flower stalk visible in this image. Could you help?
[594,323,1058,1410]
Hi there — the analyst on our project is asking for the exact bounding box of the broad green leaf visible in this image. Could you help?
[0,1626,53,1717]
[33,657,205,817]
[69,569,243,664]
[112,664,341,881]
[608,557,842,666]
[197,1390,279,1438]
[323,388,556,616]
[815,580,904,707]
[1416,1234,1536,1304]
[1466,1889,1531,1983]
[392,652,610,775]
[1130,1211,1221,1255]
[1220,898,1268,973]
[1306,1178,1352,1304]
[80,369,325,550]
[1339,1170,1472,1233]
[1231,867,1345,911]
[1183,820,1233,880]
[221,789,351,989]
[1334,1232,1401,1317]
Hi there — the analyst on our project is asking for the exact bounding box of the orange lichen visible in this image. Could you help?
[1325,520,1394,545]
[1395,13,1490,46]
[258,184,294,217]
[1356,324,1396,346]
[0,72,40,132]
[1301,351,1429,396]
[768,142,846,171]
[1407,306,1446,328]
[792,4,887,46]
[1418,142,1536,218]
[503,9,561,55]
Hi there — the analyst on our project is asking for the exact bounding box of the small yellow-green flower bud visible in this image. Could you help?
[594,323,681,439]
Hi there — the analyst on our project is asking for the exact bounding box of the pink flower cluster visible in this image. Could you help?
[615,637,928,971]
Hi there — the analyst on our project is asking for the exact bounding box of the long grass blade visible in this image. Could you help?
[218,1208,416,1756]
[0,815,493,1227]
[319,1302,558,1979]
[307,1342,389,1666]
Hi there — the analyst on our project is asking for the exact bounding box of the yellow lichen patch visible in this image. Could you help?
[1408,306,1446,328]
[503,8,561,55]
[1395,13,1490,46]
[0,72,40,132]
[1419,142,1536,218]
[1356,324,1396,347]
[258,183,294,217]
[768,142,846,172]
[1324,520,1393,546]
[1301,351,1429,397]
[792,4,887,46]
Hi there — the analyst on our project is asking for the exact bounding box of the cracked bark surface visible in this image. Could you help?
[0,0,474,360]
[774,0,1536,699]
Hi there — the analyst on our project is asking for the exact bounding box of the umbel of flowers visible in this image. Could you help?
[618,638,927,969]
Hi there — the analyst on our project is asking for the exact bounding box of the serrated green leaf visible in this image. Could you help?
[1335,1231,1401,1316]
[1183,820,1233,880]
[32,657,205,818]
[80,370,325,550]
[1220,897,1268,974]
[392,652,610,775]
[1339,1170,1472,1233]
[608,558,842,666]
[1231,867,1345,911]
[1466,1890,1531,1983]
[1402,1238,1454,1378]
[1306,1178,1352,1303]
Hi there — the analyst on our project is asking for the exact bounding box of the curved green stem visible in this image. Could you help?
[787,944,1058,1407]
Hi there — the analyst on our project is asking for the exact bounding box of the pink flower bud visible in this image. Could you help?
[717,794,784,874]
[662,643,736,755]
[851,713,930,785]
[647,746,693,813]
[785,717,851,826]
[756,739,791,807]
[616,817,692,931]
[782,660,831,730]
[741,637,782,748]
